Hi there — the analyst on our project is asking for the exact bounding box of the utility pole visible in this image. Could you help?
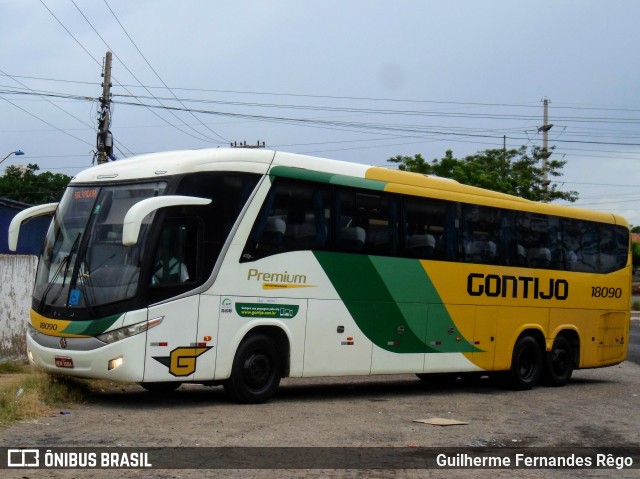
[96,51,114,164]
[537,97,553,191]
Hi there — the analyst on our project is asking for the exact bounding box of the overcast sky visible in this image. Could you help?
[2,1,640,224]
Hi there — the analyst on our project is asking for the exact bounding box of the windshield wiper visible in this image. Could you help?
[39,232,81,310]
[67,231,92,310]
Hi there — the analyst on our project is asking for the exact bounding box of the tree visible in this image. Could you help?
[633,242,640,271]
[0,163,71,204]
[388,146,578,203]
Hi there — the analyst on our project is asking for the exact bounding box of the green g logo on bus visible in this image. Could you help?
[153,346,212,377]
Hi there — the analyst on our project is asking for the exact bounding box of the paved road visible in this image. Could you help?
[2,361,640,478]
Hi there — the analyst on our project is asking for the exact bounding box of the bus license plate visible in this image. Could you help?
[55,356,74,368]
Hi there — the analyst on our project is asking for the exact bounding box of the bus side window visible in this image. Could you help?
[333,188,399,256]
[242,178,331,261]
[463,205,501,265]
[284,185,330,252]
[516,212,560,270]
[335,189,367,253]
[403,196,447,260]
[243,182,288,260]
[559,219,628,274]
[558,218,580,271]
[597,224,629,273]
[151,218,200,287]
[564,220,599,273]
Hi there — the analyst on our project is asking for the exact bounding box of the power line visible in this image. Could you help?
[70,0,228,145]
[38,0,103,68]
[0,69,95,129]
[8,71,640,115]
[110,92,640,124]
[0,93,94,147]
[68,0,212,146]
[108,98,640,148]
[6,84,640,150]
[6,84,640,152]
[39,0,221,147]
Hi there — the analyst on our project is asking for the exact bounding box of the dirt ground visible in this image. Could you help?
[1,361,639,479]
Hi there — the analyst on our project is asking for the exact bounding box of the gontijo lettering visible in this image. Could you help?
[467,273,569,300]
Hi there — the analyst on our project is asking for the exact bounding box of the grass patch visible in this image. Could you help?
[0,360,28,374]
[0,365,93,426]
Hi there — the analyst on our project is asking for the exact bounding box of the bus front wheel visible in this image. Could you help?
[224,334,281,404]
[543,336,574,387]
[509,335,543,390]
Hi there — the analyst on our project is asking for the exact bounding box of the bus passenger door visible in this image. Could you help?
[143,296,205,382]
[142,217,213,383]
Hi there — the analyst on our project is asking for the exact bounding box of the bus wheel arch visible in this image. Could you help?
[508,329,545,390]
[543,331,578,387]
[224,327,290,404]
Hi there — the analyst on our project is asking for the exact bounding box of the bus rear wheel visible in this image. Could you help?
[509,335,543,390]
[543,336,574,387]
[224,334,281,404]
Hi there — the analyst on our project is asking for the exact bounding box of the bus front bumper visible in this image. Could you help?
[26,328,147,383]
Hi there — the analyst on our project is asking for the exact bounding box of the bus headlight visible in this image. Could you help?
[27,322,40,338]
[97,316,163,344]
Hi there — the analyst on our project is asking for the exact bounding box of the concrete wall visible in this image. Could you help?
[0,254,37,360]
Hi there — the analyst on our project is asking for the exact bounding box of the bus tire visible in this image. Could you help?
[509,335,543,390]
[543,336,574,387]
[224,334,281,404]
[140,381,182,393]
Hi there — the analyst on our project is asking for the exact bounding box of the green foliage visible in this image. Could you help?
[632,242,640,269]
[0,163,71,204]
[388,146,579,203]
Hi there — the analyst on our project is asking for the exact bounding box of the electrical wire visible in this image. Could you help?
[102,0,228,143]
[39,0,221,146]
[70,0,227,145]
[0,94,94,147]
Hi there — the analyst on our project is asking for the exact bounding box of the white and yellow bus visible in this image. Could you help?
[10,148,630,403]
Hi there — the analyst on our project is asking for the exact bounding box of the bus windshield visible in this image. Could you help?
[33,182,167,312]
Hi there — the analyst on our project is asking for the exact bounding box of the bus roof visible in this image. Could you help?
[71,148,628,227]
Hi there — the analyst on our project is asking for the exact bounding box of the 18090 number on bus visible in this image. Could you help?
[591,286,622,298]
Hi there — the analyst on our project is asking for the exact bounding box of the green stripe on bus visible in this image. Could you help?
[62,314,121,336]
[270,166,387,191]
[313,252,479,354]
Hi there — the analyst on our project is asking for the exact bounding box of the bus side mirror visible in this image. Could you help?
[8,202,58,251]
[122,195,211,246]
